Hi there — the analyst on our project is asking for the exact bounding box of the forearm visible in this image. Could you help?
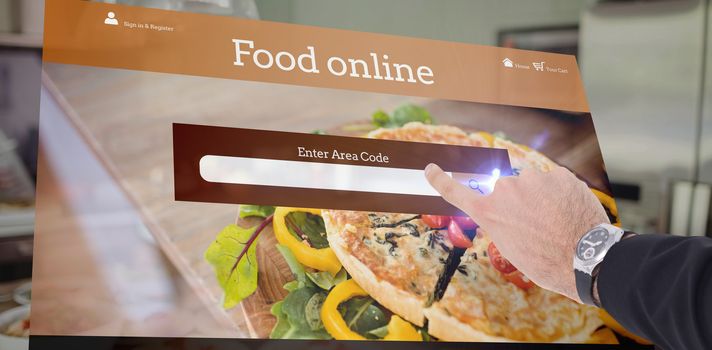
[597,234,712,350]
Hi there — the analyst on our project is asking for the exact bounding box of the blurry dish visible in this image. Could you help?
[12,282,31,305]
[0,305,30,350]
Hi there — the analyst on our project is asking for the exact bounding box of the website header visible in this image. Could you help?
[44,0,589,112]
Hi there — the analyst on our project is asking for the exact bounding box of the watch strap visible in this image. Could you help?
[575,268,595,306]
[622,231,638,241]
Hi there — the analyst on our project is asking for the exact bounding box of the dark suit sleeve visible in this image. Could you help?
[597,234,712,350]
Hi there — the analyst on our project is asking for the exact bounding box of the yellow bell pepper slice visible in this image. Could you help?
[599,309,652,345]
[321,279,368,340]
[591,188,621,227]
[322,279,423,341]
[475,131,495,147]
[587,327,619,344]
[383,315,422,341]
[273,207,342,276]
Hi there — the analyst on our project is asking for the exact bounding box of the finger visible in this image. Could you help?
[424,163,483,214]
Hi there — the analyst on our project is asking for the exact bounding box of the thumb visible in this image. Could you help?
[424,163,485,215]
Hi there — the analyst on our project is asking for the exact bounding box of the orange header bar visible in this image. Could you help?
[43,0,589,112]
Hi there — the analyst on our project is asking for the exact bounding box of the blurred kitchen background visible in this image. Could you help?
[0,0,710,341]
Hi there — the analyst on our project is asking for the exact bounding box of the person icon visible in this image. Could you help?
[104,11,118,26]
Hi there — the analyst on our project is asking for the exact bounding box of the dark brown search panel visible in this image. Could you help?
[173,123,512,215]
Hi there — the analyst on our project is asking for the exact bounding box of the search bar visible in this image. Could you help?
[199,155,499,197]
[174,124,511,215]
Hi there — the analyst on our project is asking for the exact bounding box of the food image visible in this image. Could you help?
[3,314,30,338]
[204,104,630,343]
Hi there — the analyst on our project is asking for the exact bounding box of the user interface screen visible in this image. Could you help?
[31,1,651,349]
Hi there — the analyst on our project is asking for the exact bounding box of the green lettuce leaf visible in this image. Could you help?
[204,224,260,309]
[282,287,318,330]
[270,286,332,339]
[269,301,292,338]
[392,104,433,126]
[304,292,327,331]
[272,244,337,339]
[283,280,301,292]
[372,109,391,127]
[239,205,275,219]
[306,268,347,291]
[275,244,310,289]
[372,104,434,128]
[277,242,347,291]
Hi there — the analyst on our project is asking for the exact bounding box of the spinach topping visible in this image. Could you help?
[338,297,390,339]
[370,214,421,229]
[285,212,330,249]
[375,232,406,256]
[401,222,420,237]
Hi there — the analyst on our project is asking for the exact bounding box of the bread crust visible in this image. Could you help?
[423,304,513,342]
[424,302,602,343]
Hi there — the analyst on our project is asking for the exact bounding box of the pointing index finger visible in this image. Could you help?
[424,163,485,215]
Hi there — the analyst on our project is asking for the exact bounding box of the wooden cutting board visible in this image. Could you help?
[237,214,292,338]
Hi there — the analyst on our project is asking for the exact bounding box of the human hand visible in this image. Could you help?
[424,164,610,302]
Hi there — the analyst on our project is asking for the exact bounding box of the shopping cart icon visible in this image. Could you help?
[533,61,545,71]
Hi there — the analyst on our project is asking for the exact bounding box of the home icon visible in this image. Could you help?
[502,58,514,68]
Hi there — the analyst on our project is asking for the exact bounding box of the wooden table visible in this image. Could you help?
[33,63,608,338]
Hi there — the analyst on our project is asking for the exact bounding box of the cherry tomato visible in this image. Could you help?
[447,220,473,248]
[421,215,450,229]
[452,216,477,230]
[487,242,517,274]
[504,270,535,290]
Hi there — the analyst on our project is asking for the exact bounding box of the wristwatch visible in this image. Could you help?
[573,223,625,306]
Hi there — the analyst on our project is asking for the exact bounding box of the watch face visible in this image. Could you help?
[576,228,610,261]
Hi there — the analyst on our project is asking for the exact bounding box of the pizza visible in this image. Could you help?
[323,122,603,342]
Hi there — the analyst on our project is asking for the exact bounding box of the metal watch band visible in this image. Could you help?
[575,268,595,306]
